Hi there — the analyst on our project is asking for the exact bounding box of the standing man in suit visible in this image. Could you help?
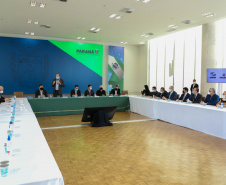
[35,84,48,98]
[178,87,190,102]
[190,79,199,93]
[201,88,219,106]
[52,73,65,97]
[163,86,177,100]
[84,84,94,96]
[110,85,121,96]
[96,85,106,96]
[71,85,81,97]
[155,87,168,99]
[0,86,10,103]
[189,88,202,103]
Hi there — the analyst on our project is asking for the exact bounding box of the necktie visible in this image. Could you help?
[89,90,91,96]
[182,94,186,101]
[115,90,117,95]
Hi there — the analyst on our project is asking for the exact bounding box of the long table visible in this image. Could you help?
[28,96,130,117]
[129,96,226,139]
[0,98,64,185]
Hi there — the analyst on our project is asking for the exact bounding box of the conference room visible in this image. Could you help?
[1,0,226,185]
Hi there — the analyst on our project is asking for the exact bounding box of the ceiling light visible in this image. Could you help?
[82,38,86,40]
[109,14,117,18]
[141,33,154,37]
[115,15,123,20]
[39,2,46,8]
[142,0,150,3]
[34,21,39,24]
[120,42,128,44]
[77,37,81,39]
[30,32,35,35]
[168,24,179,29]
[90,27,101,33]
[30,1,36,6]
[201,12,216,18]
[27,19,32,24]
[25,32,30,35]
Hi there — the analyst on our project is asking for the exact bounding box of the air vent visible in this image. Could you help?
[120,8,135,13]
[40,25,51,28]
[182,20,192,24]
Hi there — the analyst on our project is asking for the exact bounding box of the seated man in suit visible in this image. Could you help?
[70,85,81,97]
[110,85,121,96]
[178,87,190,102]
[84,84,94,96]
[154,87,168,99]
[0,86,11,103]
[188,88,202,103]
[201,88,219,106]
[151,86,159,97]
[96,85,106,96]
[162,86,177,100]
[35,84,48,98]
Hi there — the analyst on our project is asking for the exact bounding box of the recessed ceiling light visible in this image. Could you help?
[141,33,154,37]
[25,32,30,35]
[34,21,39,24]
[168,24,179,29]
[90,27,101,33]
[120,42,128,44]
[109,14,117,18]
[27,19,32,24]
[135,0,150,3]
[115,15,123,20]
[39,2,46,8]
[30,1,36,6]
[30,32,35,35]
[201,12,216,18]
[82,38,86,40]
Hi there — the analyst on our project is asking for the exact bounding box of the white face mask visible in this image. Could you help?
[193,82,196,85]
[90,87,92,90]
[169,89,171,92]
[0,91,3,94]
[160,91,163,93]
[223,95,226,99]
[208,91,210,95]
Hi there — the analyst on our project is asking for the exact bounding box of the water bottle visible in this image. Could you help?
[221,102,223,109]
[7,136,11,155]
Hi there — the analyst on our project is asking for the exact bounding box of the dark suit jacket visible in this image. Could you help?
[110,89,121,96]
[152,91,159,97]
[35,89,48,98]
[159,91,169,98]
[190,83,199,92]
[204,94,219,105]
[51,78,65,95]
[142,90,151,96]
[96,90,106,96]
[84,90,94,96]
[0,96,5,103]
[168,91,177,101]
[179,93,191,102]
[70,89,81,97]
[190,93,202,103]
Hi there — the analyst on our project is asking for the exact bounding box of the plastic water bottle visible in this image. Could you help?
[7,136,11,155]
[221,102,224,109]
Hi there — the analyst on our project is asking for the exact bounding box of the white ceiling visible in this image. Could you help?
[0,0,226,45]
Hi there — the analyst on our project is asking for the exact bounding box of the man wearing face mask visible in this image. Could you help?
[35,84,48,98]
[178,87,190,102]
[151,86,159,97]
[70,85,81,97]
[201,88,219,106]
[190,79,199,93]
[162,86,177,100]
[84,84,94,96]
[110,85,121,96]
[96,85,106,96]
[155,87,168,99]
[189,88,202,103]
[0,86,11,103]
[52,73,65,97]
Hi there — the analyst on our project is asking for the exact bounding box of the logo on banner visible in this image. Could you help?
[210,72,216,78]
[220,73,226,79]
[112,63,119,70]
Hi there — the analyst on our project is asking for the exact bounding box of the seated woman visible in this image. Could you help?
[142,85,151,96]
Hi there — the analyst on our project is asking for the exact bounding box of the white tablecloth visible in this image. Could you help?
[129,96,226,139]
[0,98,64,185]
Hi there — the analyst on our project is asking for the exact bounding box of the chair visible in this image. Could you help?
[202,97,206,101]
[177,94,180,99]
[122,90,128,95]
[14,92,23,98]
